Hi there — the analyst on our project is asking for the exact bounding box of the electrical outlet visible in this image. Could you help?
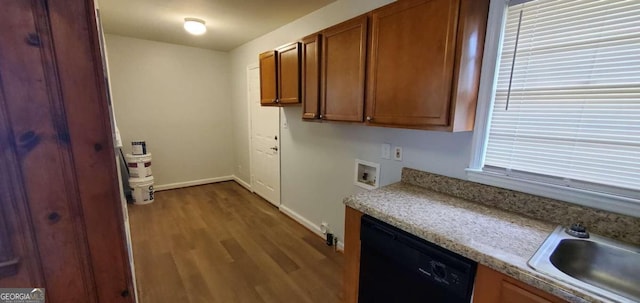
[394,146,403,161]
[381,143,391,159]
[321,222,329,234]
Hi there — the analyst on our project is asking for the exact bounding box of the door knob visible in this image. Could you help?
[270,146,278,151]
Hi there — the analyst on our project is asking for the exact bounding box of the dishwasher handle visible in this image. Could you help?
[368,223,397,240]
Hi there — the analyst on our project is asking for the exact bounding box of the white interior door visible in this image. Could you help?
[249,66,280,206]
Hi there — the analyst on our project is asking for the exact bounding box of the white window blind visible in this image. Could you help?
[484,0,640,199]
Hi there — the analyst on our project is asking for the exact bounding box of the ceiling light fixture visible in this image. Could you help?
[184,18,206,35]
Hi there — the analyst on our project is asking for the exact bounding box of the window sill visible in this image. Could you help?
[465,169,640,218]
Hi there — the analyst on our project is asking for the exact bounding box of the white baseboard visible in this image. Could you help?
[279,205,325,239]
[232,175,252,192]
[279,204,344,252]
[154,176,234,191]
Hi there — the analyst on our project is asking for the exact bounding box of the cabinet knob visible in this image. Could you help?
[275,99,280,103]
[121,289,130,297]
[319,114,323,119]
[366,116,373,121]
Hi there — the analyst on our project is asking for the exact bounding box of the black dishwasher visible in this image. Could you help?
[358,215,477,303]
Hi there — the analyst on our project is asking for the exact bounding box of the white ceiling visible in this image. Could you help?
[98,0,336,51]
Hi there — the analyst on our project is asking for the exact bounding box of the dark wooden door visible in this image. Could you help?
[301,34,321,119]
[0,1,134,302]
[366,0,460,127]
[259,51,278,106]
[321,15,368,122]
[276,42,301,105]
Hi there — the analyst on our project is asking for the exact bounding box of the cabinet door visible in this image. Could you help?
[301,34,321,119]
[366,0,460,127]
[277,42,301,104]
[321,15,368,122]
[500,282,554,303]
[474,265,567,303]
[259,50,278,106]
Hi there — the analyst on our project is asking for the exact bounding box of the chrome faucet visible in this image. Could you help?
[565,222,590,238]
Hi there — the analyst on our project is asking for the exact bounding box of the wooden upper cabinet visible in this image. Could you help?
[259,44,301,106]
[321,15,368,122]
[259,50,278,106]
[366,0,489,131]
[474,265,568,303]
[301,34,321,120]
[277,42,301,105]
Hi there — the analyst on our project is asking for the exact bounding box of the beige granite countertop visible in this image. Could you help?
[344,182,626,303]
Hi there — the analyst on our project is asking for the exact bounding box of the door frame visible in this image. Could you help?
[247,64,257,193]
[247,64,281,206]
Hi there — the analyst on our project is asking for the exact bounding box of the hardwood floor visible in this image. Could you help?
[127,181,344,303]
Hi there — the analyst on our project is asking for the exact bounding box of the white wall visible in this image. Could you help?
[106,35,234,188]
[229,0,475,243]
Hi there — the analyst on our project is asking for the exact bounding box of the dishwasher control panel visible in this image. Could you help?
[415,255,471,293]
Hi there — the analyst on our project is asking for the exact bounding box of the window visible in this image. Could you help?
[469,0,640,216]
